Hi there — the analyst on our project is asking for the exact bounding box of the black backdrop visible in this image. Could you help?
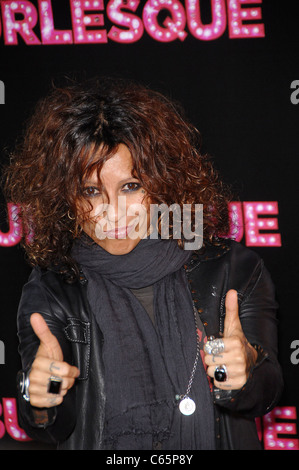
[0,0,298,450]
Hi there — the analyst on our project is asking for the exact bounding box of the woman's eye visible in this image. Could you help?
[122,182,141,192]
[83,186,100,197]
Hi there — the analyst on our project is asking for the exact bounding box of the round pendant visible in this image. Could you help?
[179,397,196,416]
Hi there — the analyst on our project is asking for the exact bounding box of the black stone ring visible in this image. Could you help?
[214,365,228,382]
[47,376,62,394]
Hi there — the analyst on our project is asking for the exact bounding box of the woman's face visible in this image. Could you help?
[79,144,150,255]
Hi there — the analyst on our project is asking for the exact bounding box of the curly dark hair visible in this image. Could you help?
[3,77,231,277]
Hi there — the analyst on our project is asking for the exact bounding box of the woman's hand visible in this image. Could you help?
[27,313,80,408]
[204,290,258,390]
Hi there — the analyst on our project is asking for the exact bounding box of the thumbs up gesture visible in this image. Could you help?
[204,290,258,390]
[27,313,80,408]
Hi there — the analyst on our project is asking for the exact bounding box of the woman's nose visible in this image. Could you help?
[96,195,128,223]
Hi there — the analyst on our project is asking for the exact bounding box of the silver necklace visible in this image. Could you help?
[175,305,200,416]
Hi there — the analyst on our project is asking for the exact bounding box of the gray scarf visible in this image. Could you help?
[72,236,215,450]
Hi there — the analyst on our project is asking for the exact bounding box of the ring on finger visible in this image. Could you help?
[47,376,63,395]
[204,337,225,356]
[214,364,228,382]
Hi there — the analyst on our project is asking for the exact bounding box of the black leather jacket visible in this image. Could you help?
[16,240,283,450]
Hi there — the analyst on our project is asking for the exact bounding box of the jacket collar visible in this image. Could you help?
[185,238,232,272]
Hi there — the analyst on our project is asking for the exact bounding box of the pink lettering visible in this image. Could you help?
[227,0,265,38]
[0,203,23,247]
[70,0,107,44]
[227,201,244,242]
[263,407,299,450]
[2,398,31,441]
[38,0,73,44]
[143,0,187,42]
[186,0,227,40]
[107,0,144,43]
[0,201,282,248]
[1,0,41,45]
[228,201,281,247]
[0,0,267,45]
[0,403,5,439]
[243,201,281,247]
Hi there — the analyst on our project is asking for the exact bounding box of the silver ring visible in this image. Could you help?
[214,364,228,382]
[47,376,62,395]
[204,338,225,356]
[20,371,31,402]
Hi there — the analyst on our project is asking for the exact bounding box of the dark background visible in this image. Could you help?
[0,0,298,450]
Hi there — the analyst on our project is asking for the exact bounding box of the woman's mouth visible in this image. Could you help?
[104,225,134,239]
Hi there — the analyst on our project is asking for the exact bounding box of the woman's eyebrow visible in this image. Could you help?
[119,176,140,183]
[83,176,139,185]
[83,180,100,185]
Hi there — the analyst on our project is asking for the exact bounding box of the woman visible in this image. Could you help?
[4,78,283,450]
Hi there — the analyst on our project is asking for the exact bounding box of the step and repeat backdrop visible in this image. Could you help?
[0,0,298,450]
